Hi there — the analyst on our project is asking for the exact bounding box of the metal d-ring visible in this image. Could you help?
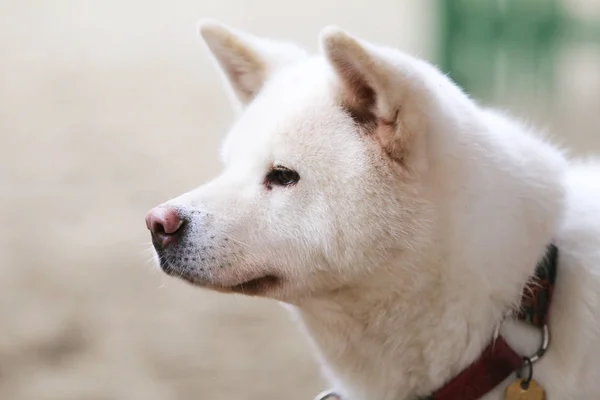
[517,357,534,390]
[514,324,549,390]
[528,324,550,365]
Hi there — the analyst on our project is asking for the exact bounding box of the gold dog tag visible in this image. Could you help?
[504,379,545,400]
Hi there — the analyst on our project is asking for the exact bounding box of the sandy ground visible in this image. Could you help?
[1,1,598,399]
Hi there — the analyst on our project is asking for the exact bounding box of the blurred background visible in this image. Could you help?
[0,0,598,399]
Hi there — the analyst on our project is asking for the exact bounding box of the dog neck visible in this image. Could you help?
[294,249,511,400]
[295,242,558,400]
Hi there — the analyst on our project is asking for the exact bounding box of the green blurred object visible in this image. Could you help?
[438,0,600,102]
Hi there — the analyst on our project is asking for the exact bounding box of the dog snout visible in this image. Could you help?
[145,206,185,250]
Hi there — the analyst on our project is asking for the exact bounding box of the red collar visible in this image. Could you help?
[313,245,558,400]
[425,244,558,400]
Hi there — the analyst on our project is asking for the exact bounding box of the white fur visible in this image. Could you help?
[153,21,600,399]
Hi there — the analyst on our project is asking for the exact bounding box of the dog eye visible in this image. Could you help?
[265,166,300,189]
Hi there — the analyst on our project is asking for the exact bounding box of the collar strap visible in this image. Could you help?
[423,244,558,400]
[517,244,557,328]
[420,336,522,400]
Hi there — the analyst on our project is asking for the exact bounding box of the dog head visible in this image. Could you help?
[146,21,456,302]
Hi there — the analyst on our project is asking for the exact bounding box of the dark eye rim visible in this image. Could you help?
[265,166,300,189]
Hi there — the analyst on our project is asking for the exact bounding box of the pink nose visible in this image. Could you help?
[145,207,184,249]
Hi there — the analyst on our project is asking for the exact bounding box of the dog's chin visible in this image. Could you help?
[160,264,281,297]
[213,275,281,296]
[192,274,282,297]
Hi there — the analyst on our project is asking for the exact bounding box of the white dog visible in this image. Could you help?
[145,21,600,400]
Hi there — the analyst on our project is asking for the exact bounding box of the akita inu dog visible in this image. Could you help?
[146,21,600,400]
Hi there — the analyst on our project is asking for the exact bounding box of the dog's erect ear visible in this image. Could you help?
[198,20,308,106]
[320,27,404,124]
[320,27,430,167]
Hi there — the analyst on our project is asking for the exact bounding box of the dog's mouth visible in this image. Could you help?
[156,253,280,296]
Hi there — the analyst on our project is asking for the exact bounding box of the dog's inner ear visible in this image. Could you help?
[329,53,377,125]
[199,21,308,106]
[321,28,398,127]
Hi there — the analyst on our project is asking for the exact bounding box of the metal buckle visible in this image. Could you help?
[313,389,341,400]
